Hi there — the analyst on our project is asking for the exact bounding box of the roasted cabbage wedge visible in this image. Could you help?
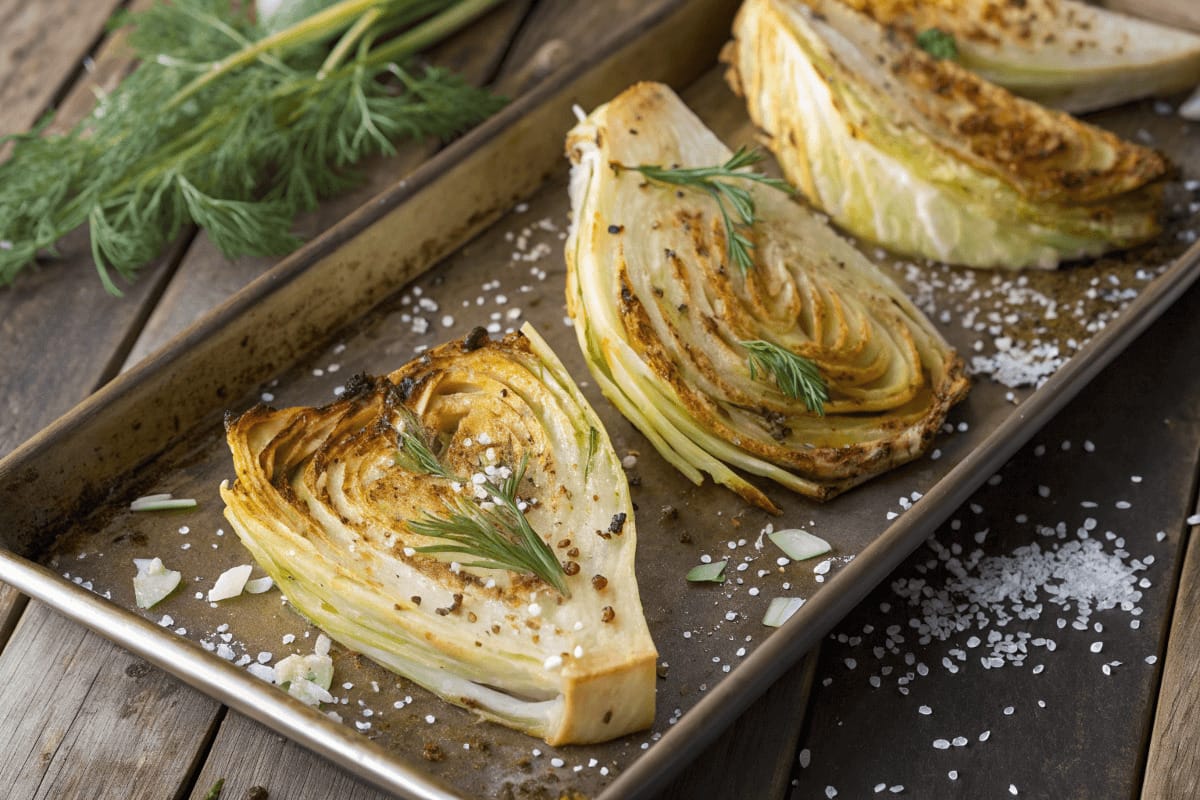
[834,0,1200,113]
[221,326,656,745]
[565,82,969,512]
[724,0,1169,270]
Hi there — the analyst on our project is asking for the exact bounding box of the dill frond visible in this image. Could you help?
[623,146,793,273]
[742,339,828,415]
[0,0,506,294]
[396,418,569,595]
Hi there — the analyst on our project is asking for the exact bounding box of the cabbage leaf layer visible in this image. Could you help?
[565,82,969,512]
[221,326,656,745]
[835,0,1200,113]
[724,0,1169,270]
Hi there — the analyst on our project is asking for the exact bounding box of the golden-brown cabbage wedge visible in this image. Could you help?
[724,0,1169,270]
[221,326,656,745]
[836,0,1200,113]
[565,82,969,511]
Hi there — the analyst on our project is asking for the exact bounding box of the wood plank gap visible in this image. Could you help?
[172,705,230,800]
[37,0,139,126]
[0,584,30,656]
[477,0,542,89]
[1137,450,1200,800]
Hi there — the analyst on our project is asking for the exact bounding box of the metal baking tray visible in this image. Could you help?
[2,0,1199,797]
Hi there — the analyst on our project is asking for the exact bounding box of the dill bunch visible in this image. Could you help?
[0,0,506,294]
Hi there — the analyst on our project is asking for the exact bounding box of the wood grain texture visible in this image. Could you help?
[0,232,185,455]
[186,712,393,800]
[0,601,220,800]
[0,582,27,651]
[0,0,124,135]
[1143,508,1200,799]
[47,0,161,136]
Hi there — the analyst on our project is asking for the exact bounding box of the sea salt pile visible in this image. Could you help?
[889,532,1146,675]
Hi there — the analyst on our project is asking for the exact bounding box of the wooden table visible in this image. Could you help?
[1,2,1198,799]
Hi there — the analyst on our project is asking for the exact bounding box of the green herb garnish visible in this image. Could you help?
[202,778,225,800]
[0,0,506,294]
[396,418,569,596]
[623,146,792,273]
[742,339,828,415]
[686,560,728,583]
[916,27,958,60]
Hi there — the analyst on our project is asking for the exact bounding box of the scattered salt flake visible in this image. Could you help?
[1146,655,1158,665]
[825,787,838,799]
[799,749,812,768]
[948,771,958,781]
[918,705,932,716]
[1090,641,1104,654]
[1186,514,1200,527]
[951,736,968,747]
[933,739,951,750]
[247,663,275,682]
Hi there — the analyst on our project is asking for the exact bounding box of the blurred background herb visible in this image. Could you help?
[0,0,506,294]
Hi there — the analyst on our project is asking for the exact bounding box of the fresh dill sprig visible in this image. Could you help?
[624,146,792,273]
[0,0,506,294]
[395,418,569,596]
[916,28,958,60]
[742,339,828,415]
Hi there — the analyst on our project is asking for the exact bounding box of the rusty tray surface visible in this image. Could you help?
[2,2,1199,797]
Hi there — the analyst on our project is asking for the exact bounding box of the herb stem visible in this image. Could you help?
[358,0,504,70]
[168,0,391,108]
[319,8,383,77]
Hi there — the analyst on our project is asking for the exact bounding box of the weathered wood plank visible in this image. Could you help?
[0,601,220,800]
[0,582,27,652]
[48,0,160,136]
[0,0,124,136]
[187,712,393,800]
[1142,504,1200,799]
[0,0,184,458]
[0,233,185,455]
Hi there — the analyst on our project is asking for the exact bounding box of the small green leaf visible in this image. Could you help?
[686,560,728,583]
[768,529,831,561]
[202,778,225,800]
[916,28,958,61]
